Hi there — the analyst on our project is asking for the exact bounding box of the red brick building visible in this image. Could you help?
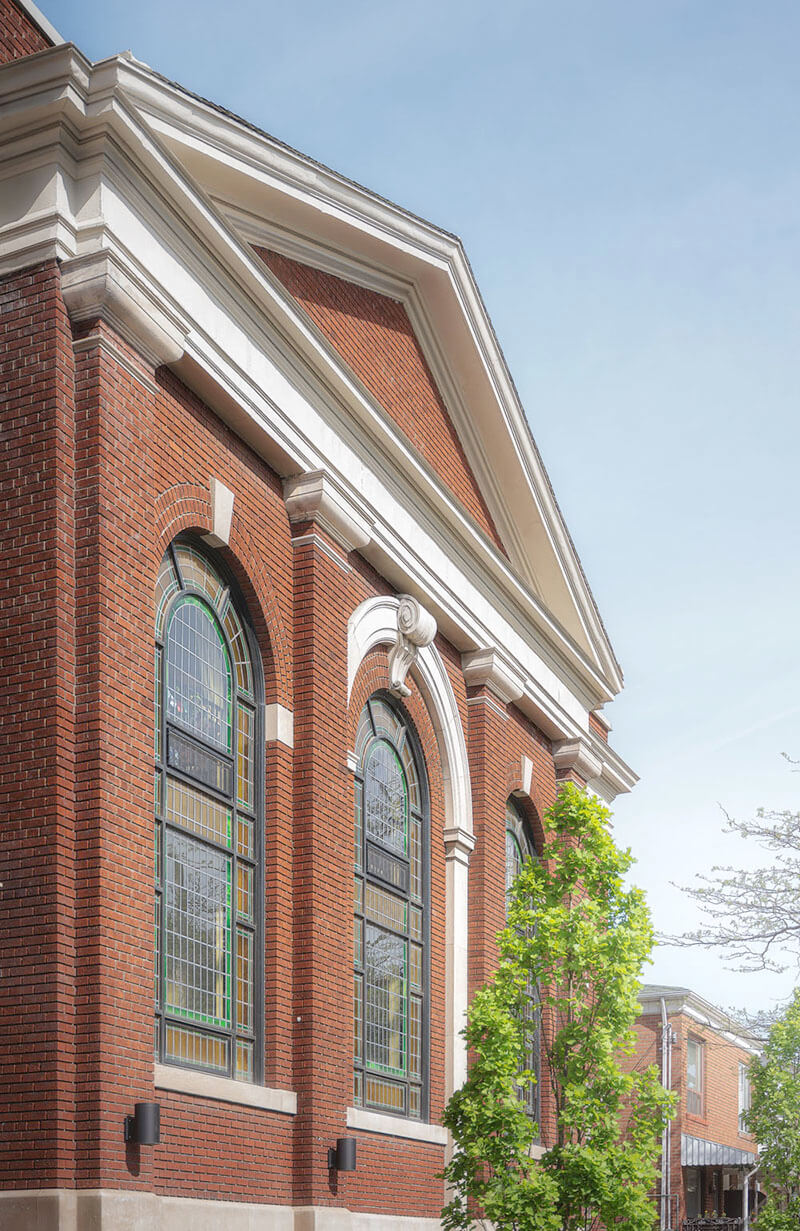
[0,2,636,1227]
[634,986,761,1231]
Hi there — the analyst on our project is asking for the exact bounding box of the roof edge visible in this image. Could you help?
[12,0,64,46]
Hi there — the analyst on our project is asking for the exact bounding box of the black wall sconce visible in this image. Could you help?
[124,1102,161,1145]
[327,1137,356,1172]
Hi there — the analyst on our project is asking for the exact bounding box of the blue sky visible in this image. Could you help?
[42,0,800,1015]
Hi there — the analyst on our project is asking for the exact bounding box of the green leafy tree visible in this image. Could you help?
[442,783,673,1231]
[746,988,800,1231]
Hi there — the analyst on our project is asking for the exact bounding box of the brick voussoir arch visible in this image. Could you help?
[153,482,292,709]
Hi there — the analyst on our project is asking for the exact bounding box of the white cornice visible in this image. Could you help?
[552,737,603,784]
[60,248,187,366]
[638,989,762,1056]
[284,469,372,553]
[462,647,525,706]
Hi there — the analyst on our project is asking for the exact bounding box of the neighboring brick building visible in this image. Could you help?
[634,986,761,1231]
[0,2,637,1227]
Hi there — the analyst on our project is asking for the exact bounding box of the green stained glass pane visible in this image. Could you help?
[354,1071,363,1105]
[365,924,406,1076]
[166,597,232,752]
[354,877,363,913]
[164,831,231,1029]
[364,740,408,855]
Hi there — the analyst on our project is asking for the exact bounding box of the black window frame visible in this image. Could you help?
[506,797,541,1133]
[154,535,265,1084]
[353,691,430,1121]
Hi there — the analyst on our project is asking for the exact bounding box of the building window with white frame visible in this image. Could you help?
[739,1060,751,1133]
[687,1036,704,1116]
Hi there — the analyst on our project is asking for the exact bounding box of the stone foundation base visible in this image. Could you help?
[0,1192,442,1231]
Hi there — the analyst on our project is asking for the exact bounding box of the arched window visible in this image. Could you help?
[506,798,540,1127]
[353,694,429,1120]
[154,539,262,1082]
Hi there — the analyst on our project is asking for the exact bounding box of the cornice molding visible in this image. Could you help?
[283,469,372,553]
[60,249,187,368]
[462,647,525,706]
[552,737,603,784]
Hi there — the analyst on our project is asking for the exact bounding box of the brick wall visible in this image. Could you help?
[256,248,506,554]
[0,261,78,1187]
[0,257,566,1212]
[0,0,51,63]
[635,1008,757,1225]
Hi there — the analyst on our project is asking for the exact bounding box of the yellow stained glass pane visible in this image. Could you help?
[166,778,232,847]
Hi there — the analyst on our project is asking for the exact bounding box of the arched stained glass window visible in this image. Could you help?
[155,539,262,1082]
[353,695,428,1120]
[506,798,540,1129]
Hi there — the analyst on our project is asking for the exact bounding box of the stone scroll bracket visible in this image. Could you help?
[388,595,437,698]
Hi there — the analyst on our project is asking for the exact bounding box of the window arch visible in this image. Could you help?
[506,798,540,1128]
[154,538,263,1082]
[353,693,429,1120]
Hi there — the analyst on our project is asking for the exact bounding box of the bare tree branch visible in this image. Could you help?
[669,800,800,972]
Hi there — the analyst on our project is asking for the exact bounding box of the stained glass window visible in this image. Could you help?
[155,539,261,1082]
[353,694,427,1119]
[506,799,540,1131]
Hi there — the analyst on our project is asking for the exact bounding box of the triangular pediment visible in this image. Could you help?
[78,55,622,697]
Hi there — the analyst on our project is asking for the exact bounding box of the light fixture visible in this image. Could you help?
[124,1102,161,1145]
[327,1137,356,1172]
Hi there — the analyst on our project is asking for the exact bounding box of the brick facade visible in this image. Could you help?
[0,0,50,63]
[633,988,760,1229]
[0,4,633,1227]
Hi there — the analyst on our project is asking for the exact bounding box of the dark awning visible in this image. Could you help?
[681,1133,757,1168]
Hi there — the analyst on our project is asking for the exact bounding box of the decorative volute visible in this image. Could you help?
[388,596,437,697]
